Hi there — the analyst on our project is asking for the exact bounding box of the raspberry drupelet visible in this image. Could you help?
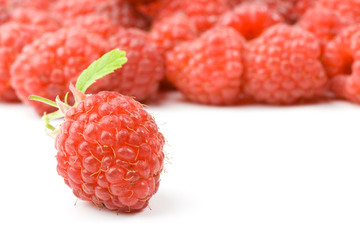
[243,24,328,104]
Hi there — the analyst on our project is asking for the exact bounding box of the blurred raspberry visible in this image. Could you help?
[103,28,165,101]
[217,3,283,40]
[322,26,360,103]
[294,0,318,19]
[10,27,108,114]
[243,24,328,104]
[297,7,353,49]
[52,0,150,30]
[315,0,360,24]
[150,13,198,55]
[0,0,9,25]
[0,22,40,102]
[127,0,157,5]
[63,14,119,38]
[136,0,184,20]
[166,27,245,105]
[7,0,58,10]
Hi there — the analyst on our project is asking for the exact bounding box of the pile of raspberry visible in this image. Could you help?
[2,0,360,111]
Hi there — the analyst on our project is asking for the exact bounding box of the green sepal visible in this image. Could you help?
[75,49,127,93]
[29,95,57,108]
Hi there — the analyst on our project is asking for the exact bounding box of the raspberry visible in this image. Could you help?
[227,0,242,7]
[6,0,57,10]
[10,27,108,114]
[294,0,318,19]
[297,7,353,49]
[104,28,165,101]
[0,22,40,102]
[0,4,9,25]
[243,24,328,104]
[322,26,360,103]
[52,0,150,30]
[216,3,283,40]
[30,50,165,212]
[56,91,165,212]
[315,0,360,24]
[166,27,245,105]
[149,13,198,54]
[136,0,184,20]
[63,14,119,38]
[127,0,157,5]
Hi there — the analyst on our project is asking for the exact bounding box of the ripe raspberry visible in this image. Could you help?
[216,3,283,40]
[10,27,108,114]
[227,0,242,7]
[56,91,165,212]
[149,13,198,55]
[0,22,40,102]
[136,0,184,20]
[243,24,328,104]
[315,0,360,24]
[297,7,353,49]
[6,0,58,10]
[166,27,245,105]
[322,26,360,103]
[63,14,119,38]
[294,0,318,19]
[52,0,150,30]
[0,4,9,25]
[104,28,165,101]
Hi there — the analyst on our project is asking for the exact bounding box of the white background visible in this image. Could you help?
[1,92,359,240]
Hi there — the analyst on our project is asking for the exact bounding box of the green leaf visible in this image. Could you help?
[75,49,127,93]
[29,95,58,108]
[42,110,64,131]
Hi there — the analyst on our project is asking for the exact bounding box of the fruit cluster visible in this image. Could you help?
[2,0,360,213]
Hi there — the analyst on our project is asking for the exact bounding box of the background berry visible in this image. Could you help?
[55,91,165,212]
[243,24,328,104]
[166,27,245,105]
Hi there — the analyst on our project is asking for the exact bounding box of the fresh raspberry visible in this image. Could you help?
[0,3,9,25]
[216,3,283,40]
[315,0,360,24]
[166,27,245,105]
[55,91,165,212]
[227,0,242,7]
[243,24,328,104]
[149,13,198,55]
[294,0,318,19]
[52,0,150,30]
[103,28,165,101]
[297,7,353,49]
[136,0,184,20]
[10,27,108,114]
[0,22,40,102]
[6,0,58,10]
[63,14,119,38]
[322,26,360,103]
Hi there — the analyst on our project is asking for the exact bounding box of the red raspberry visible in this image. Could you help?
[166,27,245,105]
[136,0,184,20]
[216,3,283,40]
[315,0,360,24]
[297,7,353,49]
[0,22,40,102]
[10,27,108,114]
[243,24,328,104]
[227,0,242,7]
[6,0,58,10]
[0,2,9,25]
[127,0,157,5]
[294,0,318,19]
[52,0,150,30]
[104,28,165,101]
[322,26,360,103]
[149,13,198,55]
[55,91,165,212]
[63,14,119,38]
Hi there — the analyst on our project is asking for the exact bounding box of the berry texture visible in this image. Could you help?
[55,91,165,212]
[243,24,328,104]
[0,22,39,102]
[166,27,245,105]
[322,26,360,103]
[217,3,283,40]
[297,7,352,49]
[11,27,108,114]
[7,0,58,10]
[315,0,360,24]
[103,28,165,101]
[52,0,150,30]
[150,13,198,54]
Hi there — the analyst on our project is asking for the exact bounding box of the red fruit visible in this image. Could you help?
[52,0,150,30]
[315,0,360,24]
[0,22,40,102]
[104,28,165,101]
[227,0,242,7]
[166,27,245,105]
[294,0,318,18]
[7,0,58,10]
[10,27,108,114]
[0,3,9,25]
[63,14,119,38]
[55,91,165,212]
[297,7,353,49]
[136,0,184,20]
[322,26,360,103]
[150,13,198,54]
[217,3,283,40]
[127,0,157,5]
[243,24,328,104]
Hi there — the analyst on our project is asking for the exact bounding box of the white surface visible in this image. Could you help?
[1,92,360,240]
